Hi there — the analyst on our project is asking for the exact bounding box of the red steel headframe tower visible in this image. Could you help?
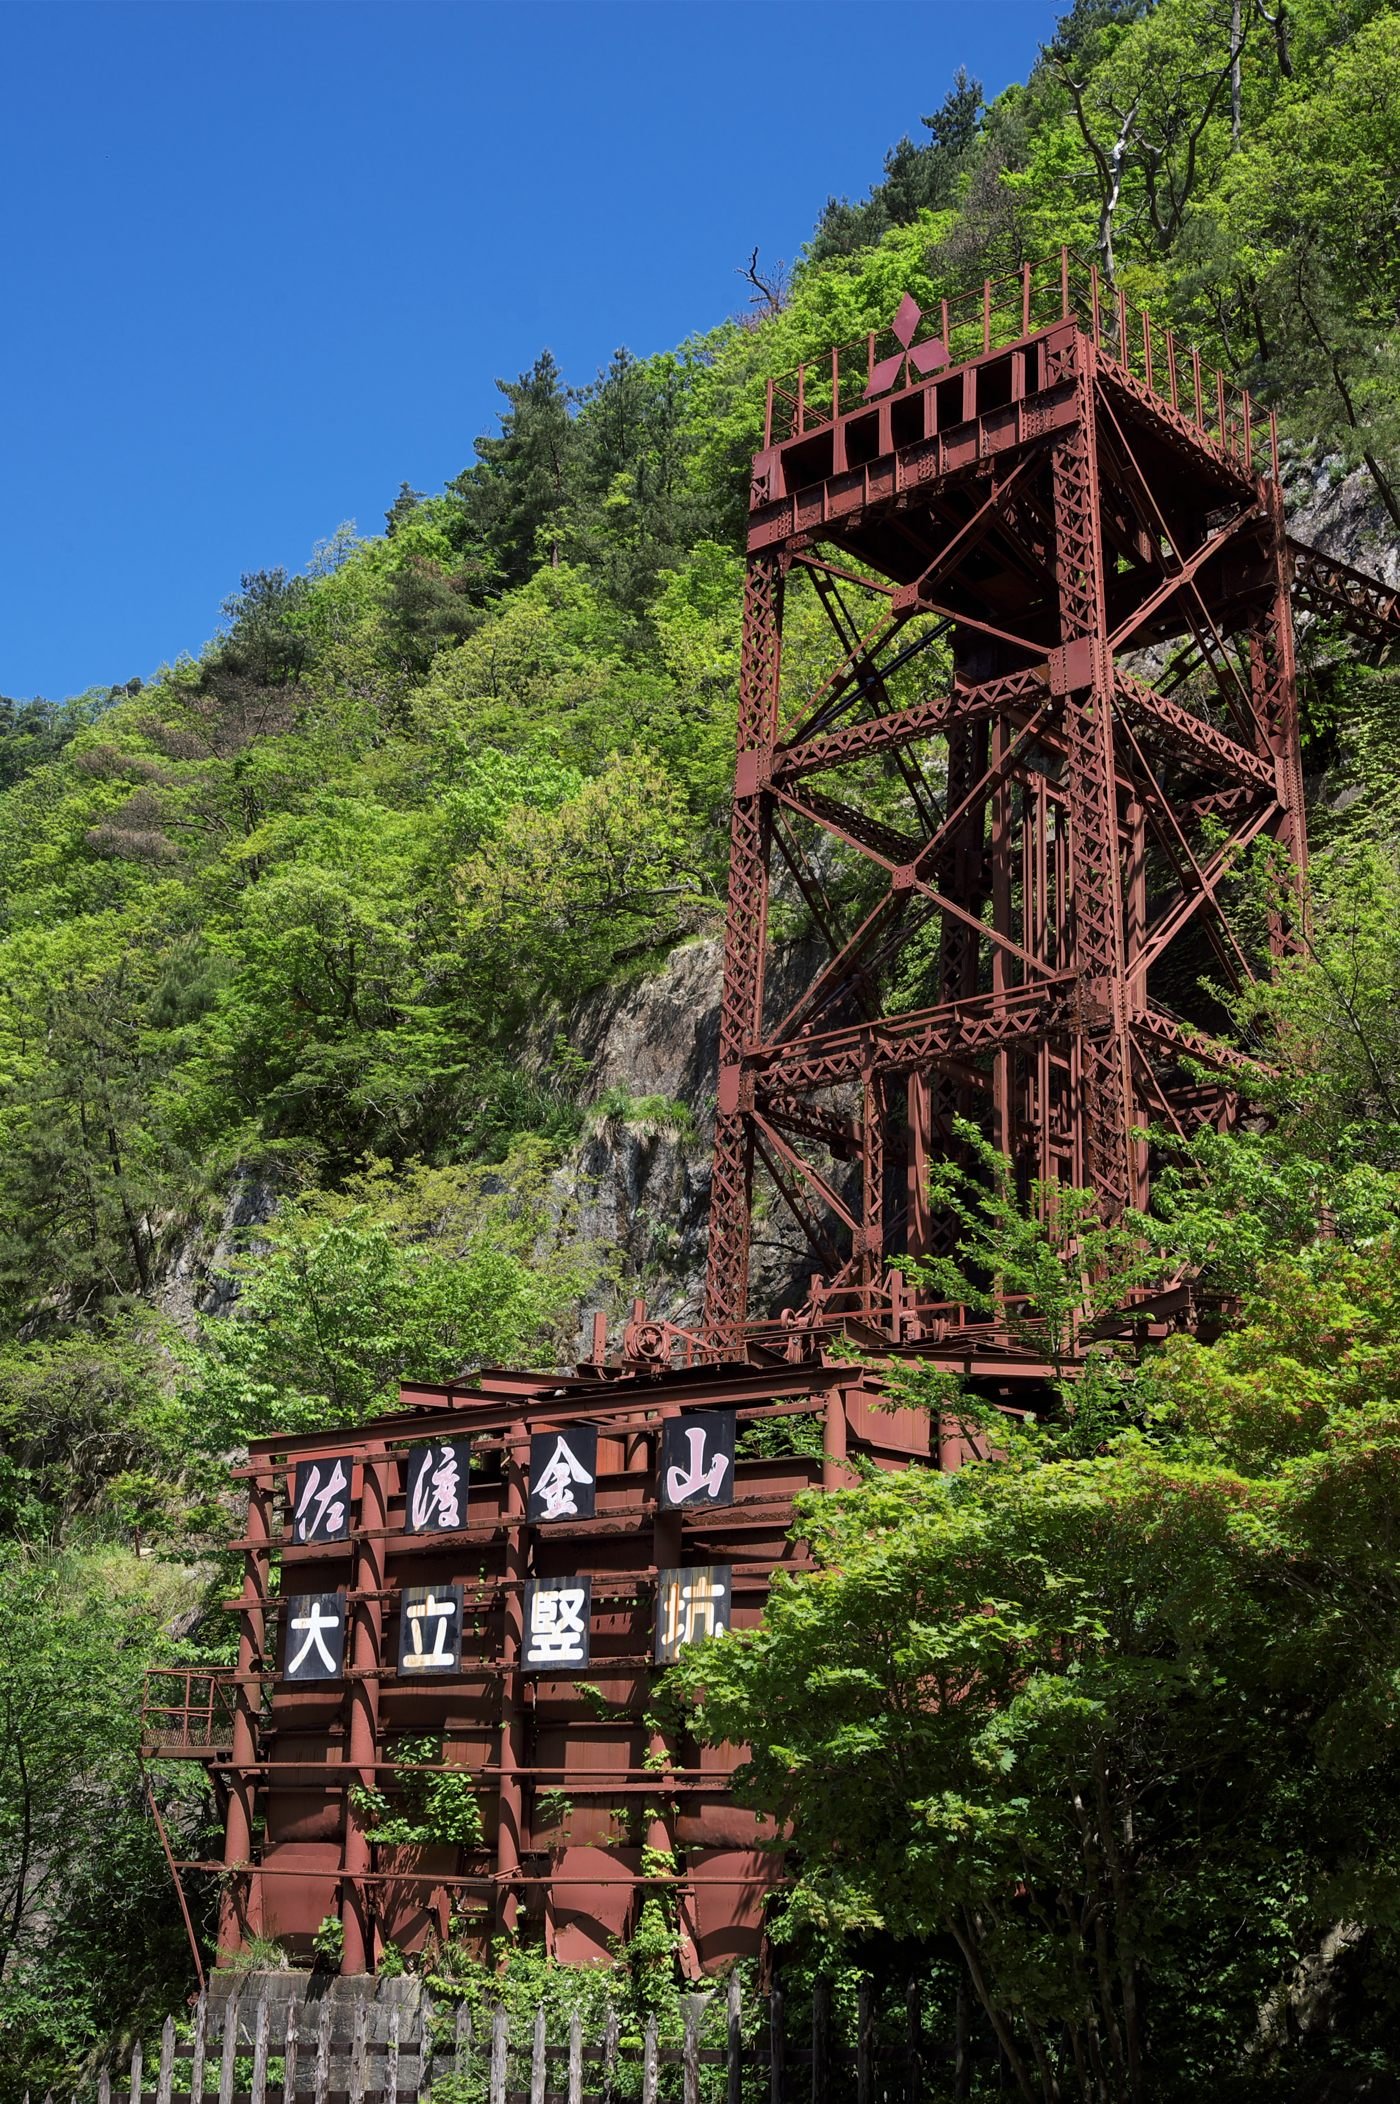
[702,256,1308,1369]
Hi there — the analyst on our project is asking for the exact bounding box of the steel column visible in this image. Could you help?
[495,1420,528,1943]
[1052,343,1134,1216]
[705,553,784,1349]
[218,1469,270,1958]
[342,1447,388,1974]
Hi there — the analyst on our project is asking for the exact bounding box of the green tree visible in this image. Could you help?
[451,751,714,1008]
[452,351,576,585]
[901,1117,1168,1392]
[1195,7,1400,523]
[0,913,206,1323]
[0,1311,197,1541]
[808,69,985,263]
[192,1157,597,1442]
[670,1230,1400,2096]
[1213,842,1400,1173]
[0,1547,210,2099]
[565,348,720,612]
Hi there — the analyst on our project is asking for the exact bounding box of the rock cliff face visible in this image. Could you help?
[552,936,818,1355]
[562,937,720,1339]
[1285,456,1400,586]
[158,1171,279,1334]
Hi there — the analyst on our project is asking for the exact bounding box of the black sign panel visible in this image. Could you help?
[522,1575,592,1673]
[405,1440,470,1533]
[291,1456,352,1544]
[655,1565,732,1663]
[284,1591,347,1681]
[397,1583,463,1674]
[659,1409,736,1510]
[528,1426,598,1523]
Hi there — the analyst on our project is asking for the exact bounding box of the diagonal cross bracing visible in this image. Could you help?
[775,665,1050,779]
[702,299,1308,1358]
[1113,670,1274,788]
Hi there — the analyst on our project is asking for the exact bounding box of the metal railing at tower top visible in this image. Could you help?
[141,1664,238,1756]
[762,247,1275,482]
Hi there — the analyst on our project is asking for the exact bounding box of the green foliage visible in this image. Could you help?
[217,1932,295,1976]
[0,1309,200,1540]
[350,1735,484,1850]
[533,1788,574,1835]
[311,1915,344,1970]
[621,1899,680,2015]
[1148,1124,1400,1295]
[0,691,115,792]
[902,1117,1169,1388]
[736,1408,827,1462]
[1216,842,1400,1172]
[452,352,574,587]
[192,1157,596,1443]
[669,1220,1400,2095]
[421,1911,706,2084]
[423,1936,620,2043]
[585,1088,697,1145]
[0,905,209,1320]
[1191,8,1400,520]
[0,1547,216,2094]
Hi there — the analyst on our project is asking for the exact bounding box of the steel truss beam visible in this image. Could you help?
[1287,539,1400,658]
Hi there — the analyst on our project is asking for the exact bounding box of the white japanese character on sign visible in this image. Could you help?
[660,1410,735,1509]
[399,1585,461,1672]
[406,1441,468,1533]
[285,1593,345,1679]
[665,1426,728,1504]
[655,1565,732,1663]
[292,1458,350,1543]
[523,1576,592,1671]
[531,1432,595,1521]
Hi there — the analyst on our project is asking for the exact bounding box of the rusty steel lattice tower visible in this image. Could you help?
[701,255,1309,1369]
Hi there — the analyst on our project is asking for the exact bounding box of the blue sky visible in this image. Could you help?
[3,0,1052,699]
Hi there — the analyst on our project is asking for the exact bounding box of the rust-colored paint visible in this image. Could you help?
[701,253,1317,1371]
[150,1369,913,1969]
[146,257,1400,1975]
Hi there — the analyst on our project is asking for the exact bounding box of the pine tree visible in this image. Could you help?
[452,350,575,586]
[808,68,985,262]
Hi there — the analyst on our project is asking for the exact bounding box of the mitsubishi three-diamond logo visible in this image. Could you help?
[865,293,950,399]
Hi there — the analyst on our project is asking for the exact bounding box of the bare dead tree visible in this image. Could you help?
[1057,0,1253,284]
[1230,0,1293,144]
[737,247,790,326]
[1055,60,1142,287]
[1255,0,1293,78]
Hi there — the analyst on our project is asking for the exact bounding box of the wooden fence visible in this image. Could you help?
[40,1974,962,2104]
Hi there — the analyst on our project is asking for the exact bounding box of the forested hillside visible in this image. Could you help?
[3,0,1400,2090]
